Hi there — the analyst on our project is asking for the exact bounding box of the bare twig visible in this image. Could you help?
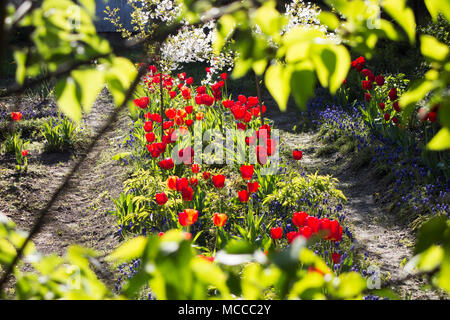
[255,73,264,126]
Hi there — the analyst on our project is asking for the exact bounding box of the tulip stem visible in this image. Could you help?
[159,63,164,141]
[255,73,264,126]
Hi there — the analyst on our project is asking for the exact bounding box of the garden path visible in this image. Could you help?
[269,104,443,299]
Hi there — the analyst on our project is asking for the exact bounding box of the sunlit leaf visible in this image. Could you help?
[55,77,82,122]
[382,0,416,44]
[265,63,292,112]
[107,236,148,263]
[427,127,450,150]
[421,35,449,62]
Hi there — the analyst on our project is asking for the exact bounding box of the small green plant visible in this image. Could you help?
[3,131,29,171]
[41,116,77,152]
[264,171,347,216]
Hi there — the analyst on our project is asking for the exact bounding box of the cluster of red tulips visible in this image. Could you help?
[128,64,343,259]
[223,95,267,128]
[349,56,403,125]
[270,211,343,244]
[237,164,259,203]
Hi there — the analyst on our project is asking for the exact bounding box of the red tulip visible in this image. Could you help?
[287,231,300,244]
[388,88,398,101]
[179,209,198,226]
[21,150,28,157]
[256,145,268,165]
[185,105,194,114]
[375,75,385,86]
[195,112,204,121]
[181,89,191,100]
[197,86,206,94]
[191,164,199,174]
[167,176,178,190]
[202,171,211,180]
[11,112,22,122]
[144,121,153,132]
[145,132,155,143]
[362,80,372,90]
[212,174,226,188]
[318,218,331,239]
[181,186,194,201]
[299,226,313,239]
[247,96,259,107]
[222,100,234,108]
[329,220,342,242]
[238,95,247,104]
[365,92,371,102]
[176,177,189,192]
[159,158,174,170]
[293,211,308,227]
[190,177,198,187]
[155,192,168,205]
[247,181,259,193]
[379,102,385,110]
[236,122,247,130]
[146,144,161,158]
[270,227,283,240]
[384,113,390,121]
[265,139,277,156]
[245,136,256,146]
[240,165,254,180]
[428,111,437,123]
[150,113,162,123]
[393,101,401,112]
[331,252,342,265]
[163,108,174,119]
[292,150,303,160]
[305,216,319,233]
[213,213,227,227]
[238,190,250,203]
[133,97,149,109]
[361,68,372,78]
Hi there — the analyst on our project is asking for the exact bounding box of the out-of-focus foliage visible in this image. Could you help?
[1,214,367,299]
[406,216,450,293]
[7,0,137,121]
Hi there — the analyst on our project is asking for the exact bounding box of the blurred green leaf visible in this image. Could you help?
[108,236,148,263]
[427,127,450,150]
[55,77,82,122]
[383,0,416,43]
[415,216,448,254]
[421,35,449,62]
[265,63,292,111]
[425,0,450,22]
